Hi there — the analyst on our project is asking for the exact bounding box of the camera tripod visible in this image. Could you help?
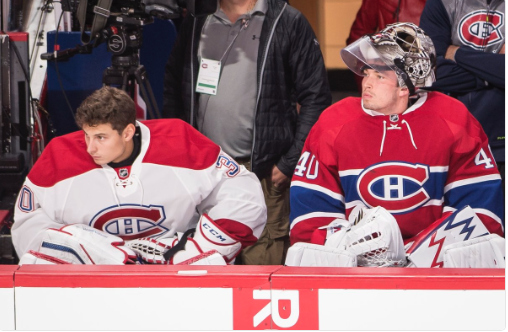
[102,51,161,119]
[42,20,162,119]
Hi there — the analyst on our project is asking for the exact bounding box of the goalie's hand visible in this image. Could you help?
[324,206,406,267]
[125,236,176,264]
[126,214,241,265]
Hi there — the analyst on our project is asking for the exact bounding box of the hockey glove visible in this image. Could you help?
[324,206,406,267]
[126,214,241,265]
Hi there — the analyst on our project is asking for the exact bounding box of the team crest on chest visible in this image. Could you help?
[90,204,169,240]
[459,10,504,50]
[357,162,430,213]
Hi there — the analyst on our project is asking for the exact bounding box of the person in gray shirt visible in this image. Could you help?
[163,0,331,265]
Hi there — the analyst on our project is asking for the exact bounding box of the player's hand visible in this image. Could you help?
[500,44,505,54]
[126,214,240,264]
[445,45,459,62]
[271,165,289,189]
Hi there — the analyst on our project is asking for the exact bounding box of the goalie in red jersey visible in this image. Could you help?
[285,23,504,268]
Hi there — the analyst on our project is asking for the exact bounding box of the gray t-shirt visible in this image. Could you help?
[197,0,266,159]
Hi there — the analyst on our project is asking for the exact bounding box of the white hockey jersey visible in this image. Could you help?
[12,119,267,257]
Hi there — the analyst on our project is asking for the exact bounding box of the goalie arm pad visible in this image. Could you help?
[127,214,241,265]
[18,224,136,265]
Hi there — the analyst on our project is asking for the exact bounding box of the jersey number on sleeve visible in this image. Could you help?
[474,148,494,169]
[216,154,240,177]
[294,151,319,179]
[18,186,34,212]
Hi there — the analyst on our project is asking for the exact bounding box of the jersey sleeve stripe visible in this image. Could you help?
[422,198,444,207]
[291,181,344,202]
[445,181,503,218]
[338,169,363,177]
[442,206,456,214]
[429,166,449,172]
[444,174,502,193]
[290,212,346,230]
[290,186,345,225]
[345,200,367,210]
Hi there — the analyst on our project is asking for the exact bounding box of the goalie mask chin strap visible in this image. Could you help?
[76,0,113,45]
[163,228,196,261]
[394,58,416,96]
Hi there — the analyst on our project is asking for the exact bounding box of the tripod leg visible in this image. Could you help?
[134,65,161,119]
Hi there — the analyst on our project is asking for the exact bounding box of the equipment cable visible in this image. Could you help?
[53,10,76,121]
[5,41,33,142]
[9,34,46,165]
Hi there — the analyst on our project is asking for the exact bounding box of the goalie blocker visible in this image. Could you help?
[405,206,505,268]
[18,214,240,266]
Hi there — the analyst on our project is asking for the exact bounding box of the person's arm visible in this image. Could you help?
[346,0,379,45]
[403,115,505,266]
[276,12,332,179]
[11,178,66,258]
[289,115,345,244]
[441,108,504,236]
[420,0,505,91]
[452,47,505,89]
[430,57,486,93]
[197,150,267,249]
[419,0,477,92]
[419,0,452,56]
[162,16,194,119]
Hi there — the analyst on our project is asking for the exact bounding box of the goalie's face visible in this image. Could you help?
[361,69,409,115]
[83,123,135,165]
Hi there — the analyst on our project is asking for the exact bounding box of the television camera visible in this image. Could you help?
[42,0,217,118]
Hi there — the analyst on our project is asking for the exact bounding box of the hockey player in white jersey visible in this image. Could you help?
[12,86,267,265]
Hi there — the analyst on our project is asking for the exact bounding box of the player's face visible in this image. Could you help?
[83,123,134,165]
[361,69,402,114]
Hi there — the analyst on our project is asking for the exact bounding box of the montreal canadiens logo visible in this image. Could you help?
[90,204,168,240]
[459,10,504,49]
[357,162,430,213]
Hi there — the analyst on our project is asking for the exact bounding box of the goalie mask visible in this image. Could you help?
[340,22,436,95]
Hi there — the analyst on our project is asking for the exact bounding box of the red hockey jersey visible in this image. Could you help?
[289,92,504,244]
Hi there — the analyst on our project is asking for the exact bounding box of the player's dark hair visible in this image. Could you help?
[75,86,136,133]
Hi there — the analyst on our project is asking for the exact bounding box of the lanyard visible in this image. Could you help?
[200,15,250,65]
